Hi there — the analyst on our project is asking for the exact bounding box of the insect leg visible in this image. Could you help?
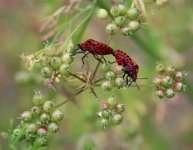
[81,51,89,68]
[93,54,103,63]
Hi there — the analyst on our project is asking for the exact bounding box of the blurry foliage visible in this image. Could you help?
[0,0,193,150]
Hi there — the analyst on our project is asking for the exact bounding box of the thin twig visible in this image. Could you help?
[68,72,86,82]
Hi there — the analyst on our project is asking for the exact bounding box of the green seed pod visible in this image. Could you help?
[101,102,109,109]
[161,76,173,88]
[13,128,21,137]
[118,4,127,16]
[127,8,140,20]
[113,65,123,75]
[41,66,53,78]
[101,62,111,72]
[48,122,59,133]
[96,8,108,19]
[43,101,55,112]
[62,53,73,64]
[59,64,70,75]
[110,6,120,17]
[44,44,56,56]
[114,16,126,27]
[105,71,116,80]
[156,89,165,99]
[128,20,140,32]
[37,126,47,136]
[101,118,109,128]
[106,23,118,35]
[115,77,124,88]
[26,123,37,133]
[166,65,175,76]
[35,137,47,146]
[102,109,111,118]
[107,95,117,106]
[40,113,50,122]
[51,110,64,122]
[173,82,183,92]
[165,88,175,98]
[40,56,50,67]
[121,27,131,36]
[153,76,162,86]
[32,92,45,106]
[156,63,165,74]
[31,106,41,115]
[175,71,183,81]
[116,103,125,113]
[21,111,33,122]
[97,111,103,118]
[101,81,112,91]
[50,57,62,69]
[112,114,123,125]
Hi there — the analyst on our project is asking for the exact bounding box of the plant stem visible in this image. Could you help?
[56,89,85,108]
[68,71,86,82]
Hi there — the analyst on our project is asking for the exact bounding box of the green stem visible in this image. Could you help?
[68,72,86,82]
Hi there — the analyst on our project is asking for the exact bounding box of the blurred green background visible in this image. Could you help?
[0,0,193,150]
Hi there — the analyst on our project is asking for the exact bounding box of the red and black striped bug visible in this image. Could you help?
[113,50,144,90]
[71,39,114,65]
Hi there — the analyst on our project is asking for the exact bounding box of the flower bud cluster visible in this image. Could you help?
[153,64,187,99]
[96,2,144,36]
[97,95,125,128]
[101,62,125,91]
[10,91,64,147]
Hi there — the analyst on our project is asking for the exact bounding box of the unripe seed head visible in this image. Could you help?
[40,56,50,67]
[41,66,52,78]
[33,92,45,106]
[21,111,33,122]
[118,4,127,16]
[114,16,126,27]
[62,53,73,64]
[101,102,109,109]
[173,82,183,92]
[110,6,120,17]
[153,76,162,86]
[106,23,118,35]
[161,76,173,88]
[175,71,183,81]
[13,128,21,136]
[59,64,70,75]
[105,71,116,80]
[40,113,50,122]
[26,123,37,133]
[44,44,56,56]
[127,8,140,20]
[114,65,123,75]
[156,89,165,99]
[48,122,59,133]
[43,101,55,112]
[98,111,103,118]
[121,27,131,36]
[128,20,140,32]
[112,114,123,125]
[31,106,41,115]
[102,109,111,118]
[116,104,125,113]
[101,81,112,91]
[101,118,109,128]
[165,88,175,98]
[107,95,117,106]
[167,65,175,76]
[51,110,64,122]
[115,77,124,88]
[35,137,47,146]
[50,57,62,69]
[96,8,108,19]
[156,63,165,74]
[37,126,47,136]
